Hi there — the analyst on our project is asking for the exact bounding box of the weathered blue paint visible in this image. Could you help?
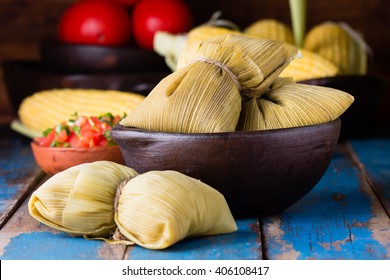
[1,232,109,260]
[125,219,261,260]
[0,133,42,225]
[1,219,260,260]
[349,139,390,212]
[262,147,390,259]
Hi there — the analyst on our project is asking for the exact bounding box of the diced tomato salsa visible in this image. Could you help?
[34,113,123,148]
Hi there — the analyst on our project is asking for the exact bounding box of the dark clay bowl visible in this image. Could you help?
[299,75,389,138]
[111,119,341,217]
[40,40,170,73]
[3,60,169,113]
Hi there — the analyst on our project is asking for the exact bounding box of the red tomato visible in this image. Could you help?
[58,1,132,46]
[56,130,69,143]
[35,130,56,147]
[110,0,141,7]
[132,0,193,49]
[35,114,122,148]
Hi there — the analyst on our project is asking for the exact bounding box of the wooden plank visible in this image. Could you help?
[0,201,127,260]
[0,200,261,260]
[0,128,44,228]
[124,219,262,260]
[348,139,390,214]
[261,144,390,260]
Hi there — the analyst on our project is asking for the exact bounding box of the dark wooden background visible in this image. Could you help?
[1,0,389,117]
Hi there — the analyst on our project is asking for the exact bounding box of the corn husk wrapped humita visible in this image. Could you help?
[121,34,353,133]
[28,161,237,249]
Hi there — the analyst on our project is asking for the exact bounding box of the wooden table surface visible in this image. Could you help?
[0,124,389,260]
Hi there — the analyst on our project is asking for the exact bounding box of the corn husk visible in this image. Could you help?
[115,170,237,249]
[280,49,339,81]
[237,78,354,131]
[289,0,307,47]
[154,26,241,72]
[244,19,294,45]
[18,89,145,133]
[186,25,241,47]
[28,161,139,237]
[28,161,237,249]
[154,31,188,72]
[121,34,299,133]
[303,22,369,75]
[121,62,242,133]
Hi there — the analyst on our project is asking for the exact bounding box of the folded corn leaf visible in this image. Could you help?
[121,34,299,133]
[303,22,369,75]
[28,161,139,237]
[280,49,339,81]
[120,62,242,133]
[115,170,237,249]
[177,34,300,97]
[237,78,354,131]
[243,19,294,45]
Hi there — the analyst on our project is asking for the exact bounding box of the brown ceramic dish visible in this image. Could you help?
[40,40,170,73]
[31,142,125,175]
[111,120,341,217]
[3,60,169,113]
[299,75,389,138]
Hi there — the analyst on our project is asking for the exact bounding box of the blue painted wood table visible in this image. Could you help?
[1,125,389,260]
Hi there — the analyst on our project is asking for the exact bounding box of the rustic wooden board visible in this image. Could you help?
[348,139,390,214]
[0,201,128,260]
[261,144,390,260]
[123,219,262,260]
[0,129,43,228]
[0,199,261,260]
[2,133,389,260]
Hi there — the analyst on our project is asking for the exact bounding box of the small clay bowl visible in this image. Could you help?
[31,142,124,175]
[111,120,341,217]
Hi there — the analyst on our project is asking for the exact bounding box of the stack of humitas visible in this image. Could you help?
[29,34,353,249]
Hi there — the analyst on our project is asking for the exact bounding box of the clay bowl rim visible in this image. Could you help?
[30,141,122,152]
[30,141,124,175]
[111,118,341,138]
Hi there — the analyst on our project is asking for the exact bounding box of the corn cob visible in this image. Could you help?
[186,25,241,47]
[18,89,145,133]
[244,19,294,44]
[280,49,338,81]
[154,31,188,72]
[154,25,240,72]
